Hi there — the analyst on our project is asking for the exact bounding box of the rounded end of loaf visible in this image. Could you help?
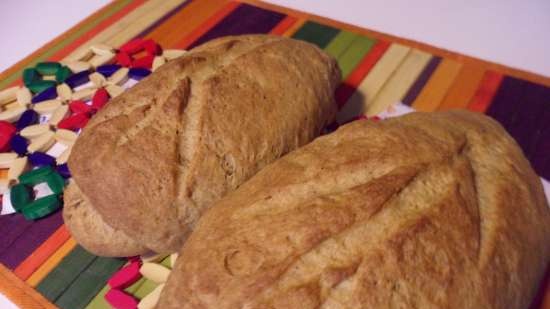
[63,181,149,257]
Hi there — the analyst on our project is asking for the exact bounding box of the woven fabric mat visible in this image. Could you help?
[0,1,549,308]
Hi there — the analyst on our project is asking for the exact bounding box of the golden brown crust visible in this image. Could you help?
[157,110,550,309]
[62,181,147,256]
[65,35,340,255]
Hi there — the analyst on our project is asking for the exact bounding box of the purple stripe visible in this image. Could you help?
[133,0,193,39]
[0,214,34,255]
[531,127,550,179]
[0,211,63,269]
[486,76,527,130]
[529,102,550,179]
[189,3,285,49]
[487,77,550,179]
[506,82,549,158]
[527,88,550,152]
[402,56,441,105]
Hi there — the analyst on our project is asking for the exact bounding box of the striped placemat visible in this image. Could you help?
[0,1,548,308]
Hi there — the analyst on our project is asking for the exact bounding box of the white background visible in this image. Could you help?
[0,0,549,76]
[0,1,549,308]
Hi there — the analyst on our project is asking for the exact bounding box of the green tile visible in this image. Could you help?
[324,31,358,59]
[84,285,111,309]
[36,245,97,301]
[292,21,340,48]
[338,35,376,78]
[132,256,172,299]
[133,279,159,299]
[55,256,125,309]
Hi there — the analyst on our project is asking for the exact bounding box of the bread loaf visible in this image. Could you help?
[63,35,340,256]
[157,110,550,309]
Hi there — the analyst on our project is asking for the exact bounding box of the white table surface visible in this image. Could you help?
[1,0,549,76]
[0,1,549,308]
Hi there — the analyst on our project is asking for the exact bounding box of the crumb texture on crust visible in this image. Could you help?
[65,35,340,255]
[157,110,550,309]
[63,181,146,256]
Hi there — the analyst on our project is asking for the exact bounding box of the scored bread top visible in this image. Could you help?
[157,111,550,309]
[66,35,340,254]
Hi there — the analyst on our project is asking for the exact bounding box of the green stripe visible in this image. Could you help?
[291,21,340,48]
[324,31,358,59]
[292,22,375,80]
[338,35,376,78]
[132,256,172,299]
[133,279,159,299]
[0,0,133,90]
[126,275,149,294]
[55,256,126,309]
[36,246,97,301]
[85,256,171,308]
[84,285,111,309]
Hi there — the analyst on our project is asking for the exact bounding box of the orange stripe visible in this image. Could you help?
[0,263,56,309]
[174,1,240,49]
[467,70,504,113]
[269,15,297,35]
[438,64,486,111]
[412,58,462,111]
[26,238,77,288]
[143,0,230,48]
[281,17,306,37]
[335,40,391,107]
[13,225,71,281]
[50,0,146,61]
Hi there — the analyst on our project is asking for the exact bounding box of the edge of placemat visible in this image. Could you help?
[243,0,550,88]
[1,1,549,309]
[0,264,57,309]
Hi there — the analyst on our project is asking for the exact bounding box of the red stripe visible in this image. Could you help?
[335,40,391,108]
[467,70,503,113]
[269,15,297,35]
[13,225,71,281]
[174,1,241,49]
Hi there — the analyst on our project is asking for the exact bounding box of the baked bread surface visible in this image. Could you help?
[157,110,550,309]
[63,35,340,255]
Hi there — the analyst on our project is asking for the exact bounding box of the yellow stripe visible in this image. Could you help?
[337,43,410,123]
[366,49,431,116]
[412,58,462,111]
[66,0,185,60]
[108,0,187,48]
[26,238,78,287]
